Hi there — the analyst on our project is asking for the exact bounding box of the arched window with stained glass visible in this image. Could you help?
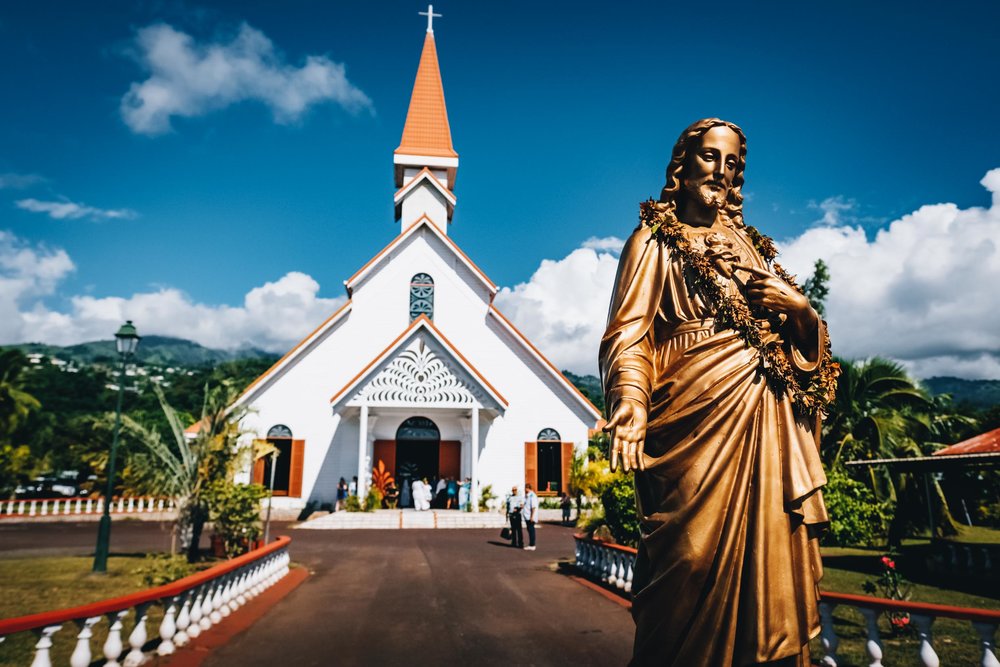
[537,428,561,441]
[409,273,434,321]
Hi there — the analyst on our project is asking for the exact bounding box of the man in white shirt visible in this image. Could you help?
[523,483,539,551]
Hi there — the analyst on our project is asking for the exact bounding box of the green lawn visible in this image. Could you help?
[812,547,999,666]
[0,555,202,667]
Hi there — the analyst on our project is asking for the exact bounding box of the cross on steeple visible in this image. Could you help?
[419,4,441,33]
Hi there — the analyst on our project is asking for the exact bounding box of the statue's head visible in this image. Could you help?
[659,118,747,226]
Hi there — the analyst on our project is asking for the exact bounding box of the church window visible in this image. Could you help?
[530,428,567,496]
[537,427,561,441]
[397,416,440,440]
[261,424,294,496]
[267,424,293,439]
[409,273,434,321]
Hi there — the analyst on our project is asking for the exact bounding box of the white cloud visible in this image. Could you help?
[0,230,344,352]
[16,198,138,221]
[121,23,373,135]
[780,168,1000,379]
[809,195,857,226]
[495,247,621,375]
[581,236,626,253]
[0,173,44,189]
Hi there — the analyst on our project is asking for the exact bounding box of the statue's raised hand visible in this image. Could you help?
[604,399,648,473]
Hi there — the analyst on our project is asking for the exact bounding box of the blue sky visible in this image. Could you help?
[1,1,999,378]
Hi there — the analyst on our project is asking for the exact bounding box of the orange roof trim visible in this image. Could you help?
[344,215,496,294]
[395,32,457,159]
[234,300,353,405]
[488,305,602,421]
[394,167,456,203]
[329,315,508,408]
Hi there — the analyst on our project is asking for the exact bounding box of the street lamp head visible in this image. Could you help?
[114,320,141,356]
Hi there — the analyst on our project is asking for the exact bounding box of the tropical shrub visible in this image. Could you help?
[134,553,198,587]
[344,494,362,512]
[363,485,382,512]
[205,479,267,558]
[600,472,640,546]
[822,467,893,547]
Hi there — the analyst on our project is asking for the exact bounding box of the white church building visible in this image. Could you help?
[232,16,601,511]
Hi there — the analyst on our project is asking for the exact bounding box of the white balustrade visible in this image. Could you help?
[572,535,998,667]
[0,538,292,667]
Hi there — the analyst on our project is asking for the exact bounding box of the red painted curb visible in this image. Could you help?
[152,566,310,667]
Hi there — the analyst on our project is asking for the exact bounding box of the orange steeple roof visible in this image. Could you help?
[395,32,457,159]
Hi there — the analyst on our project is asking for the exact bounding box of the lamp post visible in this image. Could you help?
[93,320,141,573]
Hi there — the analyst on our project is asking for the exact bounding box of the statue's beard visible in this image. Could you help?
[683,178,728,209]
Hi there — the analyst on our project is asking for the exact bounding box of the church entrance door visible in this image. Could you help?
[395,416,440,508]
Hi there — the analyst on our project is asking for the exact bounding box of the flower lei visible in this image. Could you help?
[640,199,840,417]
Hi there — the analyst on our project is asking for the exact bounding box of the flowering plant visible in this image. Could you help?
[863,553,913,634]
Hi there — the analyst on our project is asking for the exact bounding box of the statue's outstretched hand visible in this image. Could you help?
[604,400,648,473]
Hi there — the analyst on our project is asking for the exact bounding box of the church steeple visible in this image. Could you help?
[393,5,458,233]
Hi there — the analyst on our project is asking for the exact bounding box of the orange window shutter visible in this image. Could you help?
[289,439,305,498]
[253,458,265,485]
[561,442,573,493]
[524,442,537,492]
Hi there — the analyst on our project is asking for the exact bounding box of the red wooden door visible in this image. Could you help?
[439,440,461,479]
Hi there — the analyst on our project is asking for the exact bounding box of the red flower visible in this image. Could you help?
[881,556,896,569]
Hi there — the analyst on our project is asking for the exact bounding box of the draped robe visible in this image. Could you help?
[599,219,829,666]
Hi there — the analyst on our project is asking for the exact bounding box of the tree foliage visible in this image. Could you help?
[802,259,830,318]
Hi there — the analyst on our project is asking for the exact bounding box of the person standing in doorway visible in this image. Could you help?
[523,483,539,551]
[506,486,524,548]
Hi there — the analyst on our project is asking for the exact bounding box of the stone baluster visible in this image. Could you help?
[50,500,58,515]
[199,583,215,630]
[39,500,48,515]
[18,499,26,514]
[126,497,135,513]
[616,557,627,590]
[186,588,204,639]
[117,498,125,512]
[219,576,234,618]
[70,616,101,667]
[30,625,62,667]
[231,572,248,610]
[123,602,150,667]
[173,592,193,646]
[75,498,82,514]
[911,614,940,667]
[103,609,130,667]
[818,602,839,666]
[136,497,144,512]
[209,580,225,624]
[624,556,634,593]
[607,552,618,587]
[158,498,165,511]
[973,622,999,667]
[857,607,884,667]
[97,498,104,513]
[86,498,93,513]
[157,597,180,655]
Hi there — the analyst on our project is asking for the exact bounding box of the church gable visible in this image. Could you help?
[330,315,506,412]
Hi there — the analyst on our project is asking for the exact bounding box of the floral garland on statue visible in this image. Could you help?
[639,199,840,416]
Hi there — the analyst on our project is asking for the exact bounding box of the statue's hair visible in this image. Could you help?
[658,118,747,227]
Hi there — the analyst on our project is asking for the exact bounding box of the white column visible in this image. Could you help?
[470,407,480,513]
[357,404,369,498]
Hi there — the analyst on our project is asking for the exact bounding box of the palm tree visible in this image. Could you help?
[568,436,612,522]
[123,381,250,561]
[824,357,974,542]
[0,349,41,441]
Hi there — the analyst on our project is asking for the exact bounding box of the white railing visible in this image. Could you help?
[0,497,176,519]
[573,534,636,593]
[817,592,1000,667]
[0,536,291,666]
[572,534,1000,667]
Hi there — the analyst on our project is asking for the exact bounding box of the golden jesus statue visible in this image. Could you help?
[599,118,839,666]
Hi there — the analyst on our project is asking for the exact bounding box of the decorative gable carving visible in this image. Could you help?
[354,341,484,406]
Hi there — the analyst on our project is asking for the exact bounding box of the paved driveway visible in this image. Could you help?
[1,520,635,666]
[207,524,633,667]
